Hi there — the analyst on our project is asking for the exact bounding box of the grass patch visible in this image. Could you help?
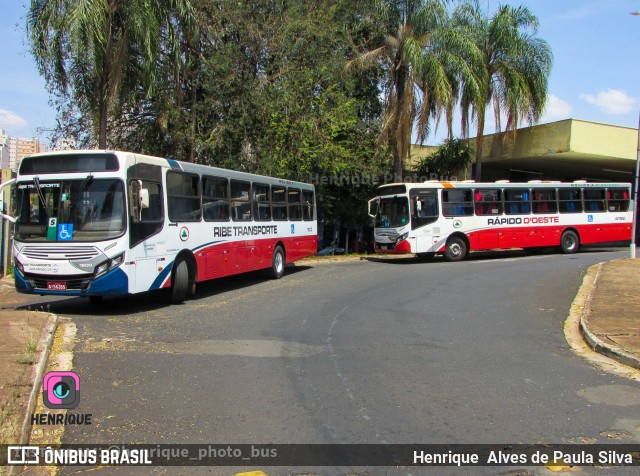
[15,334,38,365]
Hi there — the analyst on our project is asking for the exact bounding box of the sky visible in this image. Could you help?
[1,0,640,146]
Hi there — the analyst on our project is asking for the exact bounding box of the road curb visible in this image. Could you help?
[578,262,640,371]
[16,313,59,445]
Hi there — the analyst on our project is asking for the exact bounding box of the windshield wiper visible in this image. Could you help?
[71,174,94,210]
[33,176,50,216]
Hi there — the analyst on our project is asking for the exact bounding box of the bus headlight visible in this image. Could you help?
[94,253,125,278]
[14,258,24,274]
[395,232,408,243]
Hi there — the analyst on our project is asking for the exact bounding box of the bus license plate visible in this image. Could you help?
[380,245,388,250]
[47,282,67,291]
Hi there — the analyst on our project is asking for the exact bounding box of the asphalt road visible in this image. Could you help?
[25,248,640,475]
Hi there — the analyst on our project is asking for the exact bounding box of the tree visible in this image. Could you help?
[346,0,479,181]
[415,137,473,179]
[455,2,552,180]
[28,0,196,148]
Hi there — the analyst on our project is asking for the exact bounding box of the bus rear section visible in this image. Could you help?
[369,181,633,261]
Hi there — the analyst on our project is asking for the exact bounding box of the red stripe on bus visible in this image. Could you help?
[161,235,318,288]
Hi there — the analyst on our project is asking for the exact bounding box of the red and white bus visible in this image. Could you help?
[1,150,317,303]
[368,181,633,261]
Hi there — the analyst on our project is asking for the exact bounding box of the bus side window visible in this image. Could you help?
[558,188,582,213]
[532,189,557,214]
[302,190,315,221]
[607,188,629,212]
[230,180,251,221]
[253,183,271,221]
[272,186,287,220]
[584,189,606,212]
[442,190,473,217]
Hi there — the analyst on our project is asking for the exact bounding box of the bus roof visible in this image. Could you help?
[376,180,632,193]
[20,149,314,189]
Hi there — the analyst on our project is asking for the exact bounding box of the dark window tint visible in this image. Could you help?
[203,176,230,221]
[504,189,531,215]
[442,190,474,216]
[272,186,287,220]
[584,189,606,212]
[532,189,557,214]
[302,190,315,221]
[288,188,302,220]
[607,188,629,212]
[231,180,251,221]
[167,172,200,222]
[254,183,271,221]
[19,154,119,174]
[558,188,582,213]
[474,189,502,215]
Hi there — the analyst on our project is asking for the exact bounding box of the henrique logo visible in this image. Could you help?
[43,371,80,409]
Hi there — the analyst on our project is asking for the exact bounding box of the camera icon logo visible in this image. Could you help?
[43,371,80,409]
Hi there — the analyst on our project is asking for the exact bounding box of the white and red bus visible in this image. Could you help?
[368,180,633,261]
[1,150,317,303]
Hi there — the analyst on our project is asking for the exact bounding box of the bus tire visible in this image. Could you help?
[168,259,189,304]
[444,237,467,262]
[271,245,285,279]
[560,230,580,254]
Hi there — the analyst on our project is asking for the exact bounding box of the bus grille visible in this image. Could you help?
[22,246,101,260]
[23,272,93,291]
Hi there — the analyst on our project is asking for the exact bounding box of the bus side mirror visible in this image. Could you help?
[128,180,145,223]
[368,198,379,218]
[139,188,150,209]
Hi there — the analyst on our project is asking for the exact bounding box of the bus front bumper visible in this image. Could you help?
[14,266,129,297]
[374,239,412,254]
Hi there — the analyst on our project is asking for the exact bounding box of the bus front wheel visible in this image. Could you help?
[444,237,467,262]
[168,259,189,304]
[271,246,285,279]
[560,230,580,254]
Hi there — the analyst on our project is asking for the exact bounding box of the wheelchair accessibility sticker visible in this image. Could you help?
[57,224,73,241]
[588,215,594,223]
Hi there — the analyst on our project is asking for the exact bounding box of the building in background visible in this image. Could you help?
[16,137,42,171]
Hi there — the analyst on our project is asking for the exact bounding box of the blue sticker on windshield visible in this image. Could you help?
[58,224,73,241]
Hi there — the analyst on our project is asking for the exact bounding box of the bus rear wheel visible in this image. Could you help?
[168,259,189,304]
[271,245,285,279]
[444,237,467,262]
[560,230,580,254]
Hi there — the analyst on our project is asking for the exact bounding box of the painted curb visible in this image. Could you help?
[16,313,59,444]
[579,262,640,370]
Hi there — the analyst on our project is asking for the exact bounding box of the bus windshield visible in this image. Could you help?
[375,196,409,228]
[14,178,126,242]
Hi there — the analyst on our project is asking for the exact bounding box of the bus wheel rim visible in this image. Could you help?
[275,252,284,273]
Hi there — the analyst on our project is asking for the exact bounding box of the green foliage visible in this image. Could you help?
[346,0,481,179]
[415,138,473,179]
[454,1,553,179]
[28,0,197,148]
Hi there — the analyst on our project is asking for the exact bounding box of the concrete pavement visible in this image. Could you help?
[0,255,638,446]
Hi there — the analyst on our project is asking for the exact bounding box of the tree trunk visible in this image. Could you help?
[474,112,485,181]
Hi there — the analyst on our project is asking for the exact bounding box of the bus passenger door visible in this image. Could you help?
[410,189,438,252]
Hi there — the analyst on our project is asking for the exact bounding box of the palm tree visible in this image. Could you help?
[455,1,552,181]
[28,0,196,149]
[346,0,479,181]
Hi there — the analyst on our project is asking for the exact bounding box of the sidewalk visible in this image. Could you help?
[0,275,57,445]
[0,256,638,446]
[579,259,640,370]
